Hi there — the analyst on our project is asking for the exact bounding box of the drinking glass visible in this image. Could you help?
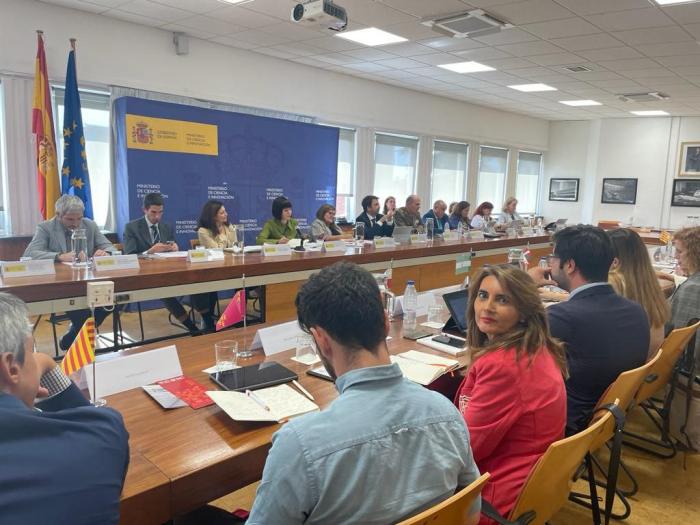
[295,335,318,364]
[427,304,444,324]
[71,228,88,267]
[215,340,238,372]
[353,222,365,245]
[425,218,435,240]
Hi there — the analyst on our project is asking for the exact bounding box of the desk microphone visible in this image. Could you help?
[294,227,306,252]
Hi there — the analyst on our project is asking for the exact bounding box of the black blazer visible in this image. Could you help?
[355,211,394,240]
[122,217,175,255]
[547,284,650,435]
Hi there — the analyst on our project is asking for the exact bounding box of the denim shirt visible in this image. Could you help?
[247,363,480,525]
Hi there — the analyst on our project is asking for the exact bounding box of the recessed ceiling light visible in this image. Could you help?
[508,83,557,92]
[630,110,670,116]
[217,0,254,4]
[336,27,407,46]
[559,99,602,107]
[654,0,699,6]
[437,61,496,73]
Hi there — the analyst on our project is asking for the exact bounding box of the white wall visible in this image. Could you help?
[544,117,700,229]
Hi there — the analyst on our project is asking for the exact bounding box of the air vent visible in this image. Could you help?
[421,9,512,39]
[563,65,592,73]
[618,92,670,102]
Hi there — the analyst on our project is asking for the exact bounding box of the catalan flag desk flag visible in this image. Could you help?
[60,317,95,376]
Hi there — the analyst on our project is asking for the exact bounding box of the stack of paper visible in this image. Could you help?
[391,350,460,386]
[207,384,319,422]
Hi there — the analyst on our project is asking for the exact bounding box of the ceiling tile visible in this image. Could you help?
[496,40,567,56]
[612,26,694,46]
[382,21,442,41]
[487,0,575,25]
[149,0,221,14]
[662,4,700,25]
[342,47,398,61]
[671,65,700,76]
[657,55,700,67]
[417,36,486,52]
[72,0,134,7]
[374,57,427,69]
[160,22,216,39]
[268,41,328,56]
[115,0,191,22]
[301,36,364,52]
[682,23,700,40]
[596,57,663,71]
[208,5,282,27]
[554,1,651,18]
[522,16,600,39]
[527,52,587,66]
[175,14,245,35]
[379,42,437,57]
[258,22,325,41]
[374,69,416,79]
[471,28,539,46]
[334,0,416,26]
[254,46,299,60]
[313,53,365,65]
[239,0,297,21]
[209,35,259,50]
[344,62,393,73]
[635,42,700,57]
[105,9,163,26]
[411,52,465,66]
[484,57,538,69]
[226,29,292,46]
[575,46,643,61]
[453,47,513,60]
[380,0,471,18]
[587,79,645,90]
[620,68,679,79]
[585,7,676,32]
[549,33,624,52]
[39,0,109,13]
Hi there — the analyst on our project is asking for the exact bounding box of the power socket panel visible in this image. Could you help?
[87,281,114,308]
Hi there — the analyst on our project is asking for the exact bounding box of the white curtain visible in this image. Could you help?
[1,75,42,235]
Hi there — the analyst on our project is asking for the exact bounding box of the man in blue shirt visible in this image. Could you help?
[247,262,480,525]
[423,199,449,234]
[0,293,129,525]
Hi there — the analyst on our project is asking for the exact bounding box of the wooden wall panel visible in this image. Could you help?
[265,280,303,323]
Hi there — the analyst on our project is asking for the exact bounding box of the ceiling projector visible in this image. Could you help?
[291,0,348,32]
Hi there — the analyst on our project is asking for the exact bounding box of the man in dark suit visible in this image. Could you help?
[531,225,649,435]
[0,292,129,525]
[355,195,395,240]
[123,193,215,333]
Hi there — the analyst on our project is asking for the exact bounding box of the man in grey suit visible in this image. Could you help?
[23,195,115,350]
[122,193,215,333]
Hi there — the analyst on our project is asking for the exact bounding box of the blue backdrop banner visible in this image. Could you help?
[114,96,338,247]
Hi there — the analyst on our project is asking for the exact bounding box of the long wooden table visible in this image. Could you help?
[0,235,552,320]
[113,313,467,524]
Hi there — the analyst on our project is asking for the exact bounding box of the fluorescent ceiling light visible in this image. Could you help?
[654,1,699,6]
[630,110,670,116]
[508,83,557,92]
[559,99,602,107]
[218,0,254,4]
[336,27,407,46]
[438,61,495,73]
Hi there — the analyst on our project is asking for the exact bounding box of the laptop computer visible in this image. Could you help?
[392,226,412,244]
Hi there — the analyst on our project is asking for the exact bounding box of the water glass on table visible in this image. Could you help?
[215,340,238,372]
[295,335,318,365]
[427,304,444,325]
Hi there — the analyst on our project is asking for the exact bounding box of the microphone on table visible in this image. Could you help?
[294,227,307,251]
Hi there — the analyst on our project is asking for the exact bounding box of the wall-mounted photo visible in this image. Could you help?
[548,178,579,202]
[671,179,700,207]
[679,142,700,177]
[601,178,637,204]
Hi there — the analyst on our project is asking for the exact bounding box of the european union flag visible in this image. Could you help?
[60,47,93,219]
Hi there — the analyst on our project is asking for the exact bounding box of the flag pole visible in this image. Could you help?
[89,305,106,407]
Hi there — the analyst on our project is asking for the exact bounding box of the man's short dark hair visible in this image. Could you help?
[361,195,378,213]
[272,196,292,220]
[296,262,385,353]
[553,225,613,283]
[143,193,164,209]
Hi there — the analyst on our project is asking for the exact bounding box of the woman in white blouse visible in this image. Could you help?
[197,200,238,248]
[470,201,495,230]
[310,204,349,241]
[497,197,522,225]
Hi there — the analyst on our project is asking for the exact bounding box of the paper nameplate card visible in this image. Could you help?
[85,345,183,399]
[373,237,396,249]
[521,227,535,236]
[0,259,55,278]
[442,231,459,241]
[262,244,293,257]
[188,249,209,263]
[322,241,346,253]
[469,231,485,240]
[93,254,140,272]
[250,320,305,356]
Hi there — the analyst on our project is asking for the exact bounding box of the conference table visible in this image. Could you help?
[0,234,553,322]
[114,311,468,525]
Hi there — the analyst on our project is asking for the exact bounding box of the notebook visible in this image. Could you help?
[207,384,319,423]
[391,350,460,386]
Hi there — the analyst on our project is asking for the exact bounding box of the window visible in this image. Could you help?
[515,151,542,214]
[373,132,418,207]
[53,87,111,228]
[335,128,356,220]
[431,140,468,205]
[476,146,508,211]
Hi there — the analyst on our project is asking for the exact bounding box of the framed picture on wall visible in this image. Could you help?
[671,179,700,207]
[548,178,579,202]
[679,142,700,177]
[601,178,637,204]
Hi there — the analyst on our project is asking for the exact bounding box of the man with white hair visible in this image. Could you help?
[0,292,129,524]
[23,195,115,349]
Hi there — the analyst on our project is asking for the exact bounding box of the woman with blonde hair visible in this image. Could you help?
[455,264,567,523]
[497,196,521,224]
[607,228,670,359]
[310,204,347,241]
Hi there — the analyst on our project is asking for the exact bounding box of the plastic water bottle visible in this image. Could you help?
[403,280,418,334]
[457,221,464,237]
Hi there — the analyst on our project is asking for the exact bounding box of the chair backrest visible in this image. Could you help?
[635,320,700,403]
[189,239,200,249]
[507,409,614,525]
[396,473,490,525]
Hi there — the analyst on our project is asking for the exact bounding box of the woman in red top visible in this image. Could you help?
[455,264,567,523]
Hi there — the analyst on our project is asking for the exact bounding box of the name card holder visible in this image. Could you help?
[410,233,428,244]
[469,231,485,240]
[262,244,293,257]
[188,249,209,263]
[521,227,535,236]
[93,254,140,272]
[373,237,396,249]
[322,241,346,253]
[0,259,55,278]
[442,231,459,242]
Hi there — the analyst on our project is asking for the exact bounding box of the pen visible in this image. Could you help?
[292,380,315,401]
[246,389,270,411]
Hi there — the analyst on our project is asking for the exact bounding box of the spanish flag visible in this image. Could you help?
[60,317,95,376]
[216,290,245,331]
[32,31,60,219]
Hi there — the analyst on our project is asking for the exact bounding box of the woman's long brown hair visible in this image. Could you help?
[467,264,568,377]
